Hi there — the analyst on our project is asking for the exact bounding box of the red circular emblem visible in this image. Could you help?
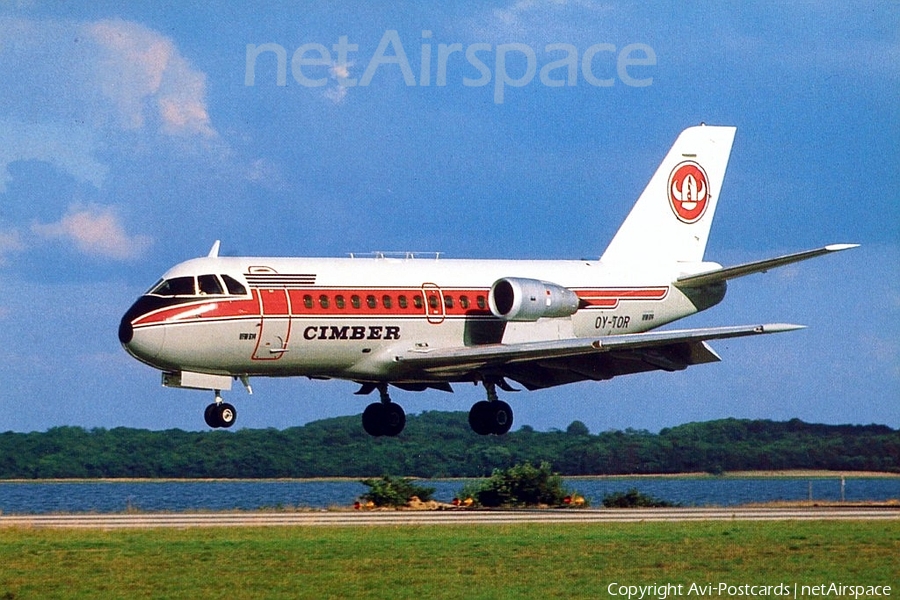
[668,161,710,223]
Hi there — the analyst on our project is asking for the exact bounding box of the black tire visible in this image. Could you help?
[204,403,221,428]
[362,403,385,437]
[468,400,514,435]
[217,403,237,428]
[381,403,406,437]
[468,401,494,436]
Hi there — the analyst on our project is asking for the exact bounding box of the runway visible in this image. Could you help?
[2,506,898,529]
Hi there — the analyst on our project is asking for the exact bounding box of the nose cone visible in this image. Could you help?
[119,297,165,365]
[118,312,135,344]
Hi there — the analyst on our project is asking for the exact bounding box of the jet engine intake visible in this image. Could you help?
[489,277,580,321]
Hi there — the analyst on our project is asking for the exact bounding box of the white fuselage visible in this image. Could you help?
[121,254,717,384]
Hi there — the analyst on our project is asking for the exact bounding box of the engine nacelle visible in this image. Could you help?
[488,277,580,321]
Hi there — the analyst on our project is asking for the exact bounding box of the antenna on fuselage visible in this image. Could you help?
[208,240,221,258]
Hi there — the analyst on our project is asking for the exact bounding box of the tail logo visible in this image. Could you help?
[668,161,710,223]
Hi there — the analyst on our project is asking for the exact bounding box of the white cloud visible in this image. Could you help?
[85,19,216,137]
[0,16,218,192]
[244,158,285,189]
[331,63,352,80]
[0,16,216,137]
[324,84,350,104]
[468,0,612,41]
[0,16,226,266]
[322,61,355,104]
[31,205,152,261]
[493,0,542,33]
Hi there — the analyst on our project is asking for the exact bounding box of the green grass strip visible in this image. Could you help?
[0,521,897,599]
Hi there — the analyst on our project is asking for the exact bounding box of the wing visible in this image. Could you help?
[392,323,803,390]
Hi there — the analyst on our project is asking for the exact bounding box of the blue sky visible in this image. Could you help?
[0,2,897,434]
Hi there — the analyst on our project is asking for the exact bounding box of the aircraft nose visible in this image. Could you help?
[118,298,165,363]
[118,313,134,344]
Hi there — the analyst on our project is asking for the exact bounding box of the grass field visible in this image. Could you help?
[1,520,897,599]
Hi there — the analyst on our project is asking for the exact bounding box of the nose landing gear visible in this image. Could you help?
[204,390,237,429]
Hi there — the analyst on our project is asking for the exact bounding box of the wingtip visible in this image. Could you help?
[762,323,807,333]
[825,243,860,252]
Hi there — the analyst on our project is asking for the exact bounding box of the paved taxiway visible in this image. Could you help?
[1,507,898,529]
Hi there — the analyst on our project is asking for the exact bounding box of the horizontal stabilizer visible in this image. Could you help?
[676,244,859,288]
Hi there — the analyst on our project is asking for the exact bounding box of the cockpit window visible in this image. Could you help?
[197,274,224,295]
[149,276,196,297]
[221,274,247,296]
[144,279,164,295]
[147,274,248,298]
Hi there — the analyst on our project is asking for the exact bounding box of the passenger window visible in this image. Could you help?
[221,274,247,296]
[335,295,346,309]
[444,295,454,309]
[366,295,377,309]
[477,295,487,310]
[382,295,393,309]
[303,294,314,309]
[398,295,408,309]
[351,295,361,309]
[319,294,330,309]
[459,295,470,309]
[198,274,224,295]
[413,295,423,309]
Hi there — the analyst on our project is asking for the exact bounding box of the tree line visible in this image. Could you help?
[0,412,896,479]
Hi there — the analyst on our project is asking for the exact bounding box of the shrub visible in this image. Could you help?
[601,488,679,508]
[461,462,575,507]
[359,476,435,507]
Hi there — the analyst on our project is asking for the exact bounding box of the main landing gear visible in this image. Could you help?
[356,381,514,437]
[361,384,406,437]
[204,390,237,429]
[468,381,514,436]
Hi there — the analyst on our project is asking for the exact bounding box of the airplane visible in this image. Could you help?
[119,124,856,436]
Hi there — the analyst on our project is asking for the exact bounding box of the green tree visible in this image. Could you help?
[566,421,590,436]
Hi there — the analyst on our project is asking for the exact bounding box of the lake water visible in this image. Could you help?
[0,477,897,514]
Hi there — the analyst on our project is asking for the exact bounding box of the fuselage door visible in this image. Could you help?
[250,268,292,360]
[421,283,445,324]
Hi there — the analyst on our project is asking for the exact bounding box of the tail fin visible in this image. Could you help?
[600,124,737,266]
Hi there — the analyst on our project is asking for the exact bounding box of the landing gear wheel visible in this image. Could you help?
[217,403,237,428]
[362,403,385,437]
[491,400,513,435]
[204,403,220,428]
[468,401,494,436]
[362,402,407,437]
[381,403,406,437]
[468,400,514,435]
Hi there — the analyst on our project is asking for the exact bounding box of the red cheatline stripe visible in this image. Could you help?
[132,286,669,325]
